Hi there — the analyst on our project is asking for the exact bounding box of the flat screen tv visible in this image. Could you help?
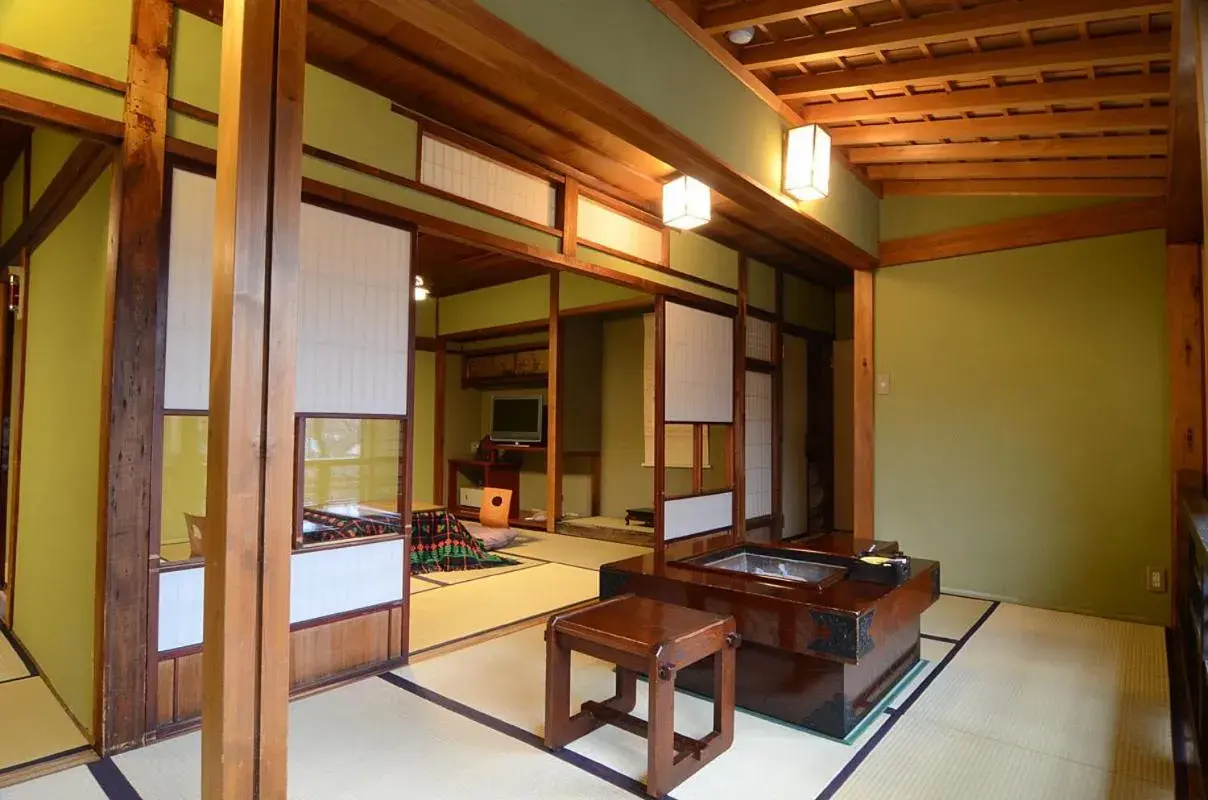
[489,395,544,443]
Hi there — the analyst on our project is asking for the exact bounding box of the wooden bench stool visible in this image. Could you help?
[544,594,739,798]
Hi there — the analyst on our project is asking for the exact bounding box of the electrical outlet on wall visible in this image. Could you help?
[1147,567,1167,593]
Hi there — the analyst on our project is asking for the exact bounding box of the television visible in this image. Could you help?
[489,395,544,444]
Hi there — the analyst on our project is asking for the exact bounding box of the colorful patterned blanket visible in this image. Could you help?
[410,509,518,574]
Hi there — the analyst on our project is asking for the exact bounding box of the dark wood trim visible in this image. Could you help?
[805,336,835,534]
[0,140,113,267]
[440,319,550,343]
[745,514,774,528]
[1166,0,1202,245]
[654,296,667,564]
[692,424,704,494]
[771,268,783,542]
[780,319,834,343]
[414,335,439,352]
[0,87,124,143]
[546,273,562,533]
[559,178,579,259]
[5,146,31,622]
[162,408,208,416]
[167,97,219,125]
[734,257,747,545]
[457,341,546,359]
[433,341,446,506]
[665,486,736,503]
[747,306,777,324]
[879,198,1167,268]
[745,359,775,373]
[301,143,563,239]
[291,415,306,549]
[0,43,127,94]
[559,297,653,318]
[100,0,173,754]
[664,295,739,320]
[402,232,417,661]
[853,271,874,541]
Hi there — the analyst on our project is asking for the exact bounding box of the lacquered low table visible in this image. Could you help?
[599,533,939,739]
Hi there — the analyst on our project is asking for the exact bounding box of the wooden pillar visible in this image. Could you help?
[546,273,561,532]
[99,0,172,753]
[852,270,875,541]
[433,340,446,506]
[201,0,304,796]
[771,269,783,541]
[653,297,667,563]
[559,179,579,258]
[733,257,747,544]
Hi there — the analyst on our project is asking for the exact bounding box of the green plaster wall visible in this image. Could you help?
[0,0,129,121]
[475,0,879,256]
[415,298,437,339]
[13,133,111,733]
[412,351,435,504]
[559,273,647,310]
[748,259,777,313]
[874,221,1168,624]
[880,195,1122,241]
[783,274,834,334]
[29,128,78,203]
[438,276,550,335]
[669,231,739,290]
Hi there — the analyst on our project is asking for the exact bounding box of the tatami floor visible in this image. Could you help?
[1,589,1176,800]
[0,627,92,789]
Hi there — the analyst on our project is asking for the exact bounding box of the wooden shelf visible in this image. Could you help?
[493,444,546,453]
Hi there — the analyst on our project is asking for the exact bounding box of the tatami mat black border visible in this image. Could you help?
[0,621,39,677]
[88,758,144,800]
[0,744,92,782]
[920,632,960,645]
[380,671,670,800]
[813,601,1001,800]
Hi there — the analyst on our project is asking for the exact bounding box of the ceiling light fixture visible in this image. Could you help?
[661,175,711,230]
[413,275,430,301]
[726,27,755,45]
[784,124,832,202]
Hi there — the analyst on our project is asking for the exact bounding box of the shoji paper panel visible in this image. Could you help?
[746,316,775,362]
[642,313,697,467]
[420,134,556,227]
[745,371,773,519]
[157,538,406,652]
[164,169,216,411]
[297,204,412,415]
[664,303,733,423]
[577,196,663,264]
[664,491,733,541]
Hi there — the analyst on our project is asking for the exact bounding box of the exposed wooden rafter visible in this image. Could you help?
[829,107,1168,146]
[847,135,1168,164]
[775,33,1171,99]
[743,0,1170,71]
[867,160,1168,181]
[701,0,880,33]
[882,178,1166,196]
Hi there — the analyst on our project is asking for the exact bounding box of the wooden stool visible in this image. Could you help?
[544,594,739,798]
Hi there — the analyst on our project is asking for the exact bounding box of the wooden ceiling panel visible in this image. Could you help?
[657,0,1176,197]
[415,234,549,297]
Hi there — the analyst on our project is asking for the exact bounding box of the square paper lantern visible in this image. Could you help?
[662,175,711,230]
[785,124,832,202]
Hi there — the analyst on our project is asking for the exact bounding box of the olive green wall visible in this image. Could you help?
[412,351,436,504]
[601,315,651,516]
[438,276,551,335]
[784,274,835,334]
[13,130,111,733]
[475,0,880,256]
[876,198,1168,625]
[748,260,777,313]
[0,0,128,122]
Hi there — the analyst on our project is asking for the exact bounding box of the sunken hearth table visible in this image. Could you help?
[600,533,940,739]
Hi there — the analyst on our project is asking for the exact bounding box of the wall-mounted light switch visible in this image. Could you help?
[876,374,891,395]
[1147,567,1167,593]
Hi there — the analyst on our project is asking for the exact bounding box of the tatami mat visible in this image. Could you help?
[408,578,439,593]
[400,623,892,799]
[408,563,598,652]
[910,603,1173,789]
[498,531,649,570]
[0,633,29,684]
[0,679,88,773]
[109,675,634,800]
[0,766,106,800]
[922,594,994,640]
[412,555,542,586]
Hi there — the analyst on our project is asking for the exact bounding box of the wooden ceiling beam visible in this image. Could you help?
[744,0,1170,70]
[830,106,1168,146]
[1166,0,1202,242]
[867,159,1168,180]
[700,0,880,33]
[800,73,1170,123]
[776,32,1171,99]
[847,134,1168,163]
[882,178,1166,195]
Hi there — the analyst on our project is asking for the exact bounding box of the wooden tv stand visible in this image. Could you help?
[447,443,547,530]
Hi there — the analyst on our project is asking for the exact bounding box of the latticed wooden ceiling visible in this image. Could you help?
[688,0,1172,196]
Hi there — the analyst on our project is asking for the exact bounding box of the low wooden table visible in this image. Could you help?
[544,594,739,799]
[625,507,655,527]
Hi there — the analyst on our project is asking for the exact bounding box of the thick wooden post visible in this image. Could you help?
[852,270,875,541]
[733,257,746,544]
[99,0,172,753]
[201,0,304,796]
[546,273,562,532]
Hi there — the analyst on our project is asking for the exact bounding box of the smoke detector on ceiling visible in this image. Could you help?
[726,26,756,45]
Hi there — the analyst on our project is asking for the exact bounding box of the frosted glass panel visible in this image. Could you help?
[664,303,733,423]
[296,204,412,415]
[421,135,556,227]
[164,169,216,411]
[746,316,775,362]
[745,371,773,519]
[577,196,663,263]
[664,491,733,541]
